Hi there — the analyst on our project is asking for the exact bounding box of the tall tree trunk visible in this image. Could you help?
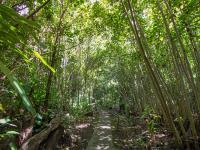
[122,0,182,144]
[44,3,69,110]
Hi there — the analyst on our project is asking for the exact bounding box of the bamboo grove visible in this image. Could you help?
[0,0,200,148]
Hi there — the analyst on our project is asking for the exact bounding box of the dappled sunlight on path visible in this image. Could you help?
[86,111,117,150]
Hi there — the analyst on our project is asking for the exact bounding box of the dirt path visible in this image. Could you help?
[86,110,117,150]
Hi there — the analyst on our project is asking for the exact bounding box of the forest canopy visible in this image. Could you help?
[0,0,200,149]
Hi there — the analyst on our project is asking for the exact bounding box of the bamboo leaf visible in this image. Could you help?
[15,49,32,64]
[0,60,36,115]
[0,117,11,124]
[9,143,17,150]
[6,131,19,135]
[33,51,56,73]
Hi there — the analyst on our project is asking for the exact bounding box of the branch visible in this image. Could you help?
[12,1,27,8]
[27,0,50,19]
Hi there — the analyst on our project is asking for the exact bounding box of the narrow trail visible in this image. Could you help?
[86,110,117,150]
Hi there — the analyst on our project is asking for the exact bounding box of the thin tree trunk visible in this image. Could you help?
[122,0,182,144]
[44,3,69,110]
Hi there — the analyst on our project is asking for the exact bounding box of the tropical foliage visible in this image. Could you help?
[0,0,200,149]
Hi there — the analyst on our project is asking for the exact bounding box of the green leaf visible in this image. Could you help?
[0,117,11,124]
[15,49,32,64]
[6,131,19,135]
[33,51,56,73]
[0,60,36,115]
[9,142,17,150]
